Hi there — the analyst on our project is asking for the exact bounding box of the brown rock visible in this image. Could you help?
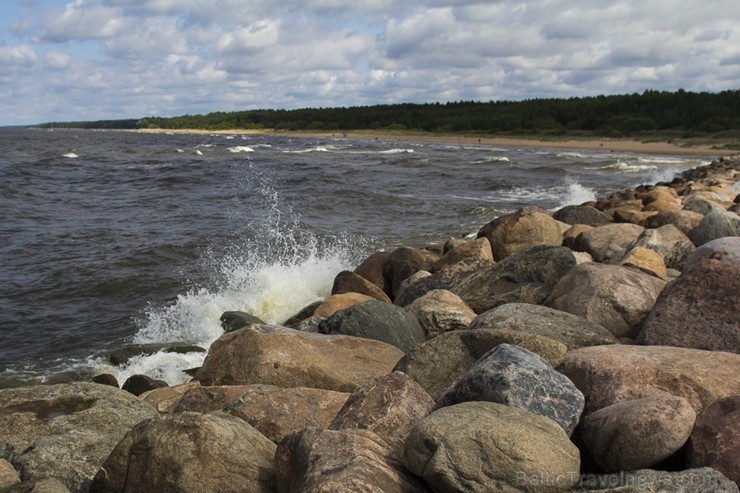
[560,345,740,415]
[2,478,71,493]
[620,247,668,278]
[642,196,682,213]
[330,270,392,303]
[637,259,740,353]
[642,186,678,205]
[405,289,476,340]
[612,207,658,225]
[581,393,696,472]
[174,384,264,413]
[434,237,493,271]
[89,412,276,493]
[382,247,440,299]
[139,381,201,413]
[275,427,430,493]
[478,206,564,261]
[546,263,666,339]
[629,224,695,270]
[573,223,645,263]
[644,209,705,236]
[353,251,391,293]
[563,224,594,249]
[0,459,19,490]
[225,385,349,443]
[687,395,740,485]
[197,324,404,392]
[313,292,376,318]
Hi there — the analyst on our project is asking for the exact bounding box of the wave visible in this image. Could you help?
[379,148,415,154]
[62,152,78,158]
[227,146,254,153]
[482,156,510,162]
[283,146,332,154]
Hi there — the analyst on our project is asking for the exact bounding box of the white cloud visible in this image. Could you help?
[0,44,37,65]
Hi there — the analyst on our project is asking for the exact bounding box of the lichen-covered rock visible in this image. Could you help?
[451,245,577,314]
[637,259,740,353]
[436,344,584,435]
[276,427,430,493]
[687,395,740,485]
[404,402,580,493]
[329,372,434,458]
[628,224,695,270]
[546,262,666,339]
[405,289,475,340]
[89,412,276,493]
[319,300,427,353]
[469,302,617,350]
[197,324,404,392]
[620,246,668,278]
[573,223,645,263]
[581,393,696,472]
[478,206,564,261]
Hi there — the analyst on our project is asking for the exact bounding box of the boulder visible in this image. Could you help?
[433,237,493,271]
[644,209,705,236]
[0,382,157,492]
[469,302,617,350]
[2,478,71,493]
[436,344,584,435]
[121,374,168,396]
[545,263,666,339]
[220,311,266,333]
[393,259,490,307]
[574,467,740,492]
[197,324,404,392]
[572,223,645,263]
[563,224,594,249]
[382,247,439,299]
[283,301,323,327]
[687,395,740,485]
[319,300,426,353]
[331,270,392,303]
[553,204,612,226]
[353,251,391,293]
[451,245,577,314]
[313,292,376,318]
[620,246,668,278]
[478,206,564,261]
[0,458,19,489]
[642,196,682,213]
[581,393,696,472]
[404,402,581,493]
[90,374,119,388]
[224,385,349,443]
[89,412,276,493]
[637,259,740,353]
[689,207,740,246]
[685,236,740,266]
[275,427,430,493]
[394,328,567,399]
[628,224,695,270]
[405,290,475,340]
[329,372,434,458]
[139,381,200,413]
[173,384,262,413]
[559,345,740,414]
[612,207,657,225]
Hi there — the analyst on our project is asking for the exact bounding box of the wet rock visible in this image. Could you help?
[404,402,580,493]
[330,270,392,303]
[90,374,119,388]
[478,206,564,261]
[687,395,740,485]
[223,385,349,443]
[451,245,577,314]
[546,262,666,339]
[574,467,739,492]
[628,224,695,270]
[581,393,696,472]
[436,344,584,435]
[197,324,403,392]
[685,235,740,267]
[353,251,391,293]
[469,302,617,350]
[89,412,276,493]
[313,292,376,318]
[219,311,266,333]
[405,289,475,340]
[433,237,492,271]
[121,374,168,396]
[637,259,740,353]
[283,301,323,327]
[553,204,612,226]
[382,247,439,299]
[573,223,645,263]
[276,427,430,493]
[559,345,740,415]
[394,328,567,399]
[319,300,426,353]
[689,207,740,246]
[0,382,157,492]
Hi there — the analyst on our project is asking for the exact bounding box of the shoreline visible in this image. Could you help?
[133,128,737,157]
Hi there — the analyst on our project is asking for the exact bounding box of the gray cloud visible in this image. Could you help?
[0,0,738,125]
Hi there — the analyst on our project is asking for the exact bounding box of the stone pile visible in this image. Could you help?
[1,157,739,493]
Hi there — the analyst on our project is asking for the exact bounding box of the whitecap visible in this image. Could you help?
[227,146,255,153]
[379,148,415,154]
[62,152,78,158]
[193,150,203,156]
[556,178,597,208]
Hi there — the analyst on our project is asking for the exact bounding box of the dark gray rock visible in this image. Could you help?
[220,311,266,332]
[283,301,323,327]
[122,374,168,396]
[469,302,617,349]
[553,204,612,226]
[689,207,740,246]
[382,247,439,299]
[573,223,645,263]
[574,467,739,492]
[687,395,740,485]
[393,258,490,307]
[91,373,119,388]
[451,245,577,314]
[319,300,426,353]
[1,478,72,493]
[685,236,740,267]
[436,343,584,435]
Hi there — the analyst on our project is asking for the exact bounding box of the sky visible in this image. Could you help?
[1,0,739,126]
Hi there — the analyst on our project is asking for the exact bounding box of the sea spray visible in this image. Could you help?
[557,178,598,208]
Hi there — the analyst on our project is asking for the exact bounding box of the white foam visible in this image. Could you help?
[483,156,510,162]
[556,178,597,207]
[227,146,254,153]
[62,152,78,158]
[193,149,203,156]
[379,148,414,154]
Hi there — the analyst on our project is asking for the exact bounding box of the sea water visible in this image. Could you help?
[0,128,712,388]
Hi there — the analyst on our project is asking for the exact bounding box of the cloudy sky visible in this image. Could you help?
[1,0,739,126]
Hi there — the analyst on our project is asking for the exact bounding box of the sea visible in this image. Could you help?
[0,128,714,389]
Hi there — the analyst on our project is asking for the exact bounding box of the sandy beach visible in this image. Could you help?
[134,128,738,157]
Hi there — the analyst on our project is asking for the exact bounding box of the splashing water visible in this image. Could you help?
[557,178,597,208]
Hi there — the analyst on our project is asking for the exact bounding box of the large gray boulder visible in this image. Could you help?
[319,300,427,353]
[546,263,666,339]
[89,412,276,493]
[404,402,581,493]
[469,303,617,349]
[0,382,157,493]
[436,344,584,435]
[573,222,645,263]
[689,207,740,246]
[451,245,577,314]
[685,236,740,267]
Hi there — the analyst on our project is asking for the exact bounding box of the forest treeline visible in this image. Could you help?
[38,89,740,137]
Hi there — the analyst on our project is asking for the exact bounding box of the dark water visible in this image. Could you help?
[0,128,712,387]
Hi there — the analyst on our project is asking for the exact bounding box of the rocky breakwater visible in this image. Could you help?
[1,156,739,493]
